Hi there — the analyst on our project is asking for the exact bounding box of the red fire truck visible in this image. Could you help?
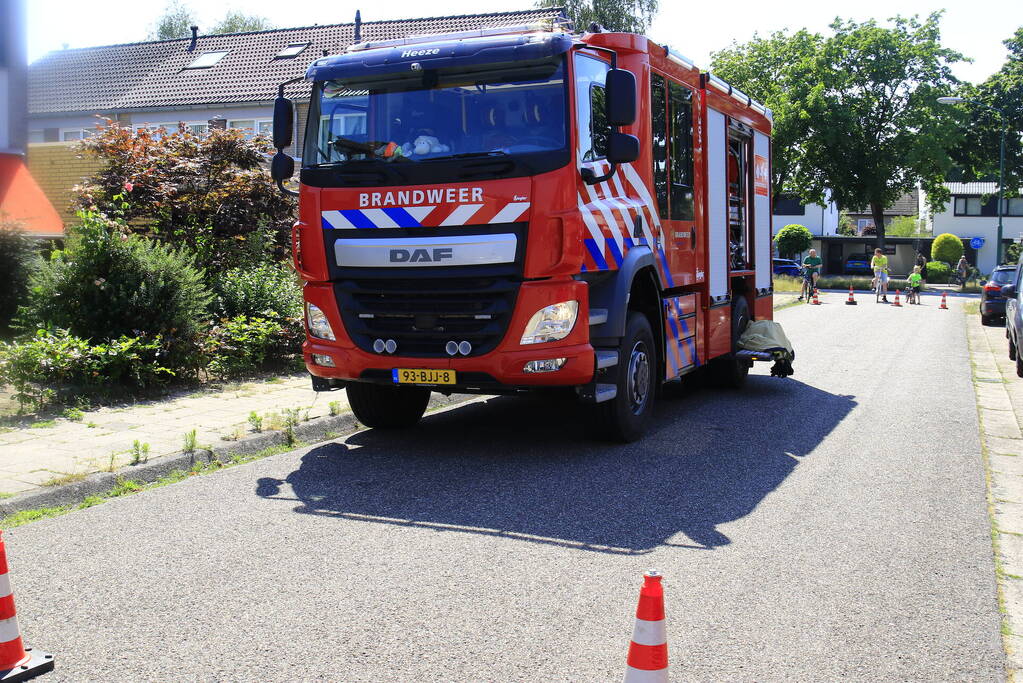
[270,20,788,441]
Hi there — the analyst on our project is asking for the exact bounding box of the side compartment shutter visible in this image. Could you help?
[753,131,771,291]
[706,109,727,301]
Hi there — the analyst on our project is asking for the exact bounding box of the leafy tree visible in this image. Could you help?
[794,14,963,248]
[949,27,1023,193]
[0,217,40,332]
[710,30,823,192]
[774,224,813,258]
[887,215,926,237]
[72,121,296,272]
[210,11,274,34]
[836,211,856,236]
[149,0,195,40]
[931,232,964,264]
[535,0,657,34]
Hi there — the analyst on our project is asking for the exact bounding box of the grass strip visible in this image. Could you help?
[0,442,305,529]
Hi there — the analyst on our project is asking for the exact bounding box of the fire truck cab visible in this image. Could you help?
[271,20,787,441]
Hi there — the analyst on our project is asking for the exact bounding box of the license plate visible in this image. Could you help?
[392,368,456,385]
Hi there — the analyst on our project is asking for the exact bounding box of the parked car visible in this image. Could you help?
[1003,264,1023,376]
[773,258,801,277]
[844,253,871,275]
[981,266,1016,325]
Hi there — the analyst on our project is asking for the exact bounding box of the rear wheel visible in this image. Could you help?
[711,295,751,389]
[597,312,657,442]
[346,382,430,429]
[1010,336,1017,361]
[1017,352,1023,379]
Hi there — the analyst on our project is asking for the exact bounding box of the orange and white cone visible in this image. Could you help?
[940,292,948,310]
[845,285,857,305]
[624,570,668,682]
[811,289,821,305]
[0,531,54,680]
[892,290,902,307]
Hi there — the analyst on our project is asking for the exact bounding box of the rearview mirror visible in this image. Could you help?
[270,151,294,182]
[605,69,636,127]
[606,132,639,164]
[273,97,294,149]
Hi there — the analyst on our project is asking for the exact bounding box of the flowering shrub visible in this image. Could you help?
[202,316,302,379]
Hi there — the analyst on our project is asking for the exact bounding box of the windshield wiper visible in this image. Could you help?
[423,151,509,162]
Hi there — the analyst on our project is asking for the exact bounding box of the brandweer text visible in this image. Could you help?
[359,187,484,207]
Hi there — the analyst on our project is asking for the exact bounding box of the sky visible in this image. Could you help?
[26,0,1023,84]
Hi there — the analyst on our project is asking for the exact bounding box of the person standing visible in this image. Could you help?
[916,251,928,282]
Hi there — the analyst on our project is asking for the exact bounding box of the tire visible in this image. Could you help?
[1010,336,1017,361]
[711,295,751,389]
[597,312,657,442]
[1017,352,1023,379]
[346,382,430,429]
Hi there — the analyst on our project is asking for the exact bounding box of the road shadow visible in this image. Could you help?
[256,374,855,554]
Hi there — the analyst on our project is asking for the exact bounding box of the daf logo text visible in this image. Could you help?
[389,247,454,263]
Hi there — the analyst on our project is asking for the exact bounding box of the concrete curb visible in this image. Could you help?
[0,393,473,518]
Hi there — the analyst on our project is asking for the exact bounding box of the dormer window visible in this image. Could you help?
[275,43,309,59]
[185,51,229,69]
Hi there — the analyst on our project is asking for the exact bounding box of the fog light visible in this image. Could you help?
[523,358,566,373]
[312,354,335,367]
[384,339,397,354]
[457,341,472,356]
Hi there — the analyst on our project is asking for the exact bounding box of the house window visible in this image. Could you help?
[186,123,209,136]
[28,131,44,143]
[258,120,273,136]
[275,43,309,59]
[185,51,229,69]
[954,195,999,217]
[60,128,90,141]
[774,194,805,215]
[1009,198,1023,217]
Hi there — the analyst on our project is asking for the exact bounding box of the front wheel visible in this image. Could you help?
[346,382,430,429]
[597,312,657,442]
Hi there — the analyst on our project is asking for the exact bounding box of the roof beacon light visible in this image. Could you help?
[347,21,563,52]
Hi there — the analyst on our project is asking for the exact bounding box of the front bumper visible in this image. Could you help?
[303,278,596,390]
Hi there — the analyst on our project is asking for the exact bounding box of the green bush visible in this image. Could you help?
[211,263,302,321]
[17,213,211,362]
[931,233,964,264]
[0,219,41,332]
[773,224,813,258]
[926,261,951,283]
[0,329,173,410]
[202,316,302,379]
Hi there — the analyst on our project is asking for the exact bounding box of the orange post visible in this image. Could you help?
[0,531,54,680]
[624,570,668,682]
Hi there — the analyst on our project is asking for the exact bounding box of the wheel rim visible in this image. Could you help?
[627,340,651,416]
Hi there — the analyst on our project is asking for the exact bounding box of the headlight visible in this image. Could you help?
[520,300,578,345]
[306,303,336,341]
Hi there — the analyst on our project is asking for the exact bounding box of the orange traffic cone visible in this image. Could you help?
[939,292,948,310]
[892,290,902,307]
[624,570,668,682]
[0,531,53,681]
[845,285,857,305]
[811,289,821,305]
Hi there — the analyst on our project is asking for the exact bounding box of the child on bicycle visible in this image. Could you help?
[871,248,889,303]
[798,248,822,301]
[908,265,923,304]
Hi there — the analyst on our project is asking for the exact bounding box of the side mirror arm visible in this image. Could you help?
[581,163,617,185]
[276,178,299,197]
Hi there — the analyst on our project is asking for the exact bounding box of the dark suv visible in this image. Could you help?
[982,266,1017,325]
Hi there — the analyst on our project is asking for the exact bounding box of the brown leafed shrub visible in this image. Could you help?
[72,120,296,270]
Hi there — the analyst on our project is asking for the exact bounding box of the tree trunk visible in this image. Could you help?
[870,202,886,249]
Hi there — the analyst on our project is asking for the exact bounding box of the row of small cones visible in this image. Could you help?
[835,286,950,309]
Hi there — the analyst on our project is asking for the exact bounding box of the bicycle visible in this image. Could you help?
[799,268,816,302]
[873,270,889,303]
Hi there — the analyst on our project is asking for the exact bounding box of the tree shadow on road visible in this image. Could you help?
[256,374,855,554]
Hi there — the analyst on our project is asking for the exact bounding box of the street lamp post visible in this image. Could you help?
[938,96,1008,266]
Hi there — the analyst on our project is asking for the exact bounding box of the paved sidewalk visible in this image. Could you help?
[0,374,335,495]
[970,312,1023,680]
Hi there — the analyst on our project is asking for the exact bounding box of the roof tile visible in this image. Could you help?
[29,8,563,114]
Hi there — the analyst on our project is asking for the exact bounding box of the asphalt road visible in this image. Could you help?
[6,291,1003,681]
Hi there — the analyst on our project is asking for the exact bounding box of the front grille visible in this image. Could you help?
[336,277,521,358]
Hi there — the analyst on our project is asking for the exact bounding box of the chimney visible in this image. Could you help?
[188,25,198,52]
[353,10,362,44]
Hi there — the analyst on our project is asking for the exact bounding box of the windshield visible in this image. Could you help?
[304,57,567,167]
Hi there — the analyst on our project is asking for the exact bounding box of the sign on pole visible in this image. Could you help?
[970,237,985,249]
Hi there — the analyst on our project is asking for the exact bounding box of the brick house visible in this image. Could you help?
[26,8,563,219]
